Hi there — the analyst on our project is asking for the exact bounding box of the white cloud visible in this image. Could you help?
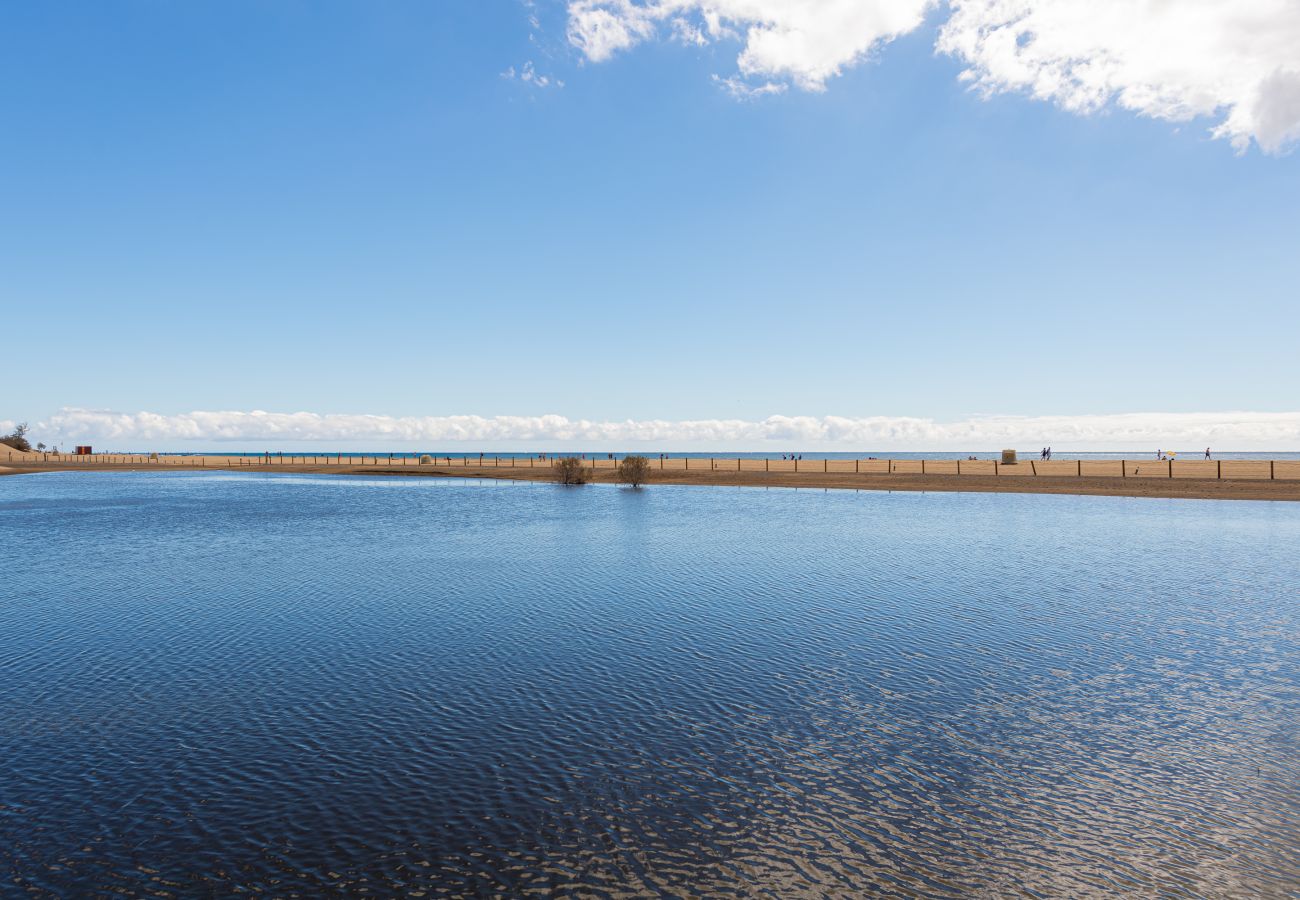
[36,408,1300,450]
[501,60,564,88]
[565,0,1300,154]
[567,0,932,90]
[567,1,660,62]
[712,73,787,99]
[938,0,1300,154]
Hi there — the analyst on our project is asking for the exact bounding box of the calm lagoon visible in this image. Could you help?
[2,471,1298,895]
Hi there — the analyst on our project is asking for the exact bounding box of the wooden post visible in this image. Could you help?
[921,459,926,475]
[993,460,998,475]
[1077,460,1082,477]
[685,457,688,470]
[737,458,740,472]
[855,459,859,473]
[1121,460,1126,478]
[957,460,961,475]
[1217,460,1221,479]
[794,458,798,472]
[1271,460,1275,479]
[765,458,769,473]
[823,459,827,473]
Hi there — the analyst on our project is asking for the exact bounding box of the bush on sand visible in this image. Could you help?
[616,455,650,488]
[0,423,32,452]
[554,456,590,485]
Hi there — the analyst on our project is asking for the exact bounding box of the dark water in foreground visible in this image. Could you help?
[2,472,1298,897]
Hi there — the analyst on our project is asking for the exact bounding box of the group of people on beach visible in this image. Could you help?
[1154,448,1213,460]
[432,447,1219,465]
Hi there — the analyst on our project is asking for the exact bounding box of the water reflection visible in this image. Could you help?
[1,471,1297,895]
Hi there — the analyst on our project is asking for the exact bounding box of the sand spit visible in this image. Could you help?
[5,454,1300,500]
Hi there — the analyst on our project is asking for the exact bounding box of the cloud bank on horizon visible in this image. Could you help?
[566,0,1300,154]
[23,409,1300,449]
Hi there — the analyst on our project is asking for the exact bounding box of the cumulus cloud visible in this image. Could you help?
[938,0,1300,154]
[568,0,932,90]
[37,408,1300,449]
[565,0,1300,154]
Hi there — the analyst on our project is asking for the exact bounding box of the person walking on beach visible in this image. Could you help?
[1205,447,1212,460]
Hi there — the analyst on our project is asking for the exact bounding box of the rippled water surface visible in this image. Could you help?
[2,471,1298,896]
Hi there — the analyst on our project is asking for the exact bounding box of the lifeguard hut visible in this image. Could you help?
[75,445,93,455]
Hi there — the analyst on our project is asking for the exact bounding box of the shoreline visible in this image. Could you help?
[5,456,1300,501]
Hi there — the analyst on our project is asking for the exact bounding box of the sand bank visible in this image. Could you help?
[5,454,1300,500]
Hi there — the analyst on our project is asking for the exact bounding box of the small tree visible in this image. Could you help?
[616,454,650,488]
[0,423,32,452]
[554,456,590,485]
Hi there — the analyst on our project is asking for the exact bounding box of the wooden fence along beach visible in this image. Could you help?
[6,450,1300,501]
[6,451,1299,480]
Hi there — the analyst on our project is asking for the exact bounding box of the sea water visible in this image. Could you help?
[2,471,1297,895]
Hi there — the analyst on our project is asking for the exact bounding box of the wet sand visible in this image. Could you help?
[5,455,1300,501]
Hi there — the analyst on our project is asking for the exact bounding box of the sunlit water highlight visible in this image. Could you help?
[2,471,1298,896]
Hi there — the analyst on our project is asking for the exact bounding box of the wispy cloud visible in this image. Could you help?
[564,0,1300,155]
[37,408,1300,449]
[712,74,787,100]
[501,60,564,89]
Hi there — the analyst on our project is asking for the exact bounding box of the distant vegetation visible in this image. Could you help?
[1,423,32,452]
[554,457,590,485]
[616,455,650,488]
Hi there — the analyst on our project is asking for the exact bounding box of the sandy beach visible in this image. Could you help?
[5,453,1300,500]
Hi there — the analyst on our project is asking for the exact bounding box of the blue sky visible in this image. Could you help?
[3,1,1299,449]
